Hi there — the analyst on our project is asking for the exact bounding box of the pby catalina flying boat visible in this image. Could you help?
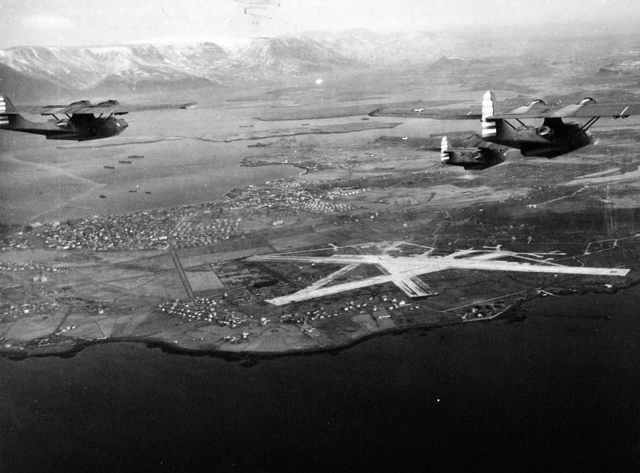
[370,90,640,168]
[0,95,196,141]
[438,135,514,170]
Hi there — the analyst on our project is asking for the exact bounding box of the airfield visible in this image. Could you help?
[2,64,640,356]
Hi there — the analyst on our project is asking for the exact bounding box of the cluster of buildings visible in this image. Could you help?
[37,216,171,251]
[0,261,64,273]
[222,332,251,344]
[225,180,354,215]
[459,302,507,321]
[0,301,60,321]
[0,235,34,251]
[1,175,361,253]
[280,311,340,324]
[154,287,425,329]
[77,300,110,314]
[326,187,370,200]
[285,198,352,214]
[31,202,231,251]
[277,295,422,324]
[158,297,248,328]
[171,217,240,249]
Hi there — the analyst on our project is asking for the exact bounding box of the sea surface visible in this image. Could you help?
[1,286,640,473]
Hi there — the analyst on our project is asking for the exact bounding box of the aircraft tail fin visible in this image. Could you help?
[440,136,450,163]
[0,95,16,127]
[481,90,497,139]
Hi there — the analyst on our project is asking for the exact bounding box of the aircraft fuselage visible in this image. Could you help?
[4,114,128,141]
[487,117,592,158]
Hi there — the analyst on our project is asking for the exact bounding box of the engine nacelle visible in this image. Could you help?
[553,97,597,117]
[508,99,547,115]
[68,100,91,108]
[578,97,596,105]
[96,100,120,107]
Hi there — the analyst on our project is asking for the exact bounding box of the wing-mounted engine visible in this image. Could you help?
[95,100,122,114]
[96,100,119,107]
[67,100,91,108]
[552,97,596,117]
[440,136,506,170]
[508,99,547,115]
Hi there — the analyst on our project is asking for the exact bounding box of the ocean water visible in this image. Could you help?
[1,286,639,473]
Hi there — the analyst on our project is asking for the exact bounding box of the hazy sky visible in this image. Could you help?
[1,0,639,48]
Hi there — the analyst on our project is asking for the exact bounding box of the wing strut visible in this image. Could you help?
[582,117,600,132]
[504,120,517,130]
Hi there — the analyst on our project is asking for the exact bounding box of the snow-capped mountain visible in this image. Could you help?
[0,36,364,99]
[0,42,229,94]
[0,30,458,100]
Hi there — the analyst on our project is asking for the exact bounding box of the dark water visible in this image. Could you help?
[1,287,640,473]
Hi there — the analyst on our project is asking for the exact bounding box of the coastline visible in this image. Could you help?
[0,292,580,360]
[240,156,311,175]
[7,270,637,361]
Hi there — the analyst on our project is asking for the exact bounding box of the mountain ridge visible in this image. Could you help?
[0,31,452,99]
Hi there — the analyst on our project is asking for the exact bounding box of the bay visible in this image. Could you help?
[1,286,639,472]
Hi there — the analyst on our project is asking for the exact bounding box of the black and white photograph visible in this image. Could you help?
[1,1,640,471]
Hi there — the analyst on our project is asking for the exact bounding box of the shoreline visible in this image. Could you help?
[240,157,311,175]
[0,279,634,361]
[0,311,497,362]
[0,294,553,361]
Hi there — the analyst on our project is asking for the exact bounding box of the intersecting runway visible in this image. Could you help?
[247,242,630,305]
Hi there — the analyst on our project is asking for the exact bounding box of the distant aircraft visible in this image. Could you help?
[370,90,640,168]
[439,135,512,170]
[0,95,196,141]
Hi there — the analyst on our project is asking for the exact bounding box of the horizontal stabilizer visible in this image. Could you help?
[0,95,16,126]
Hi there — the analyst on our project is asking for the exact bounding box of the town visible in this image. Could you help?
[1,178,364,252]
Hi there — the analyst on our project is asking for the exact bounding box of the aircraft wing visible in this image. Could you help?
[465,134,513,150]
[0,104,52,115]
[16,101,198,116]
[77,101,198,115]
[490,102,640,119]
[369,106,481,120]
